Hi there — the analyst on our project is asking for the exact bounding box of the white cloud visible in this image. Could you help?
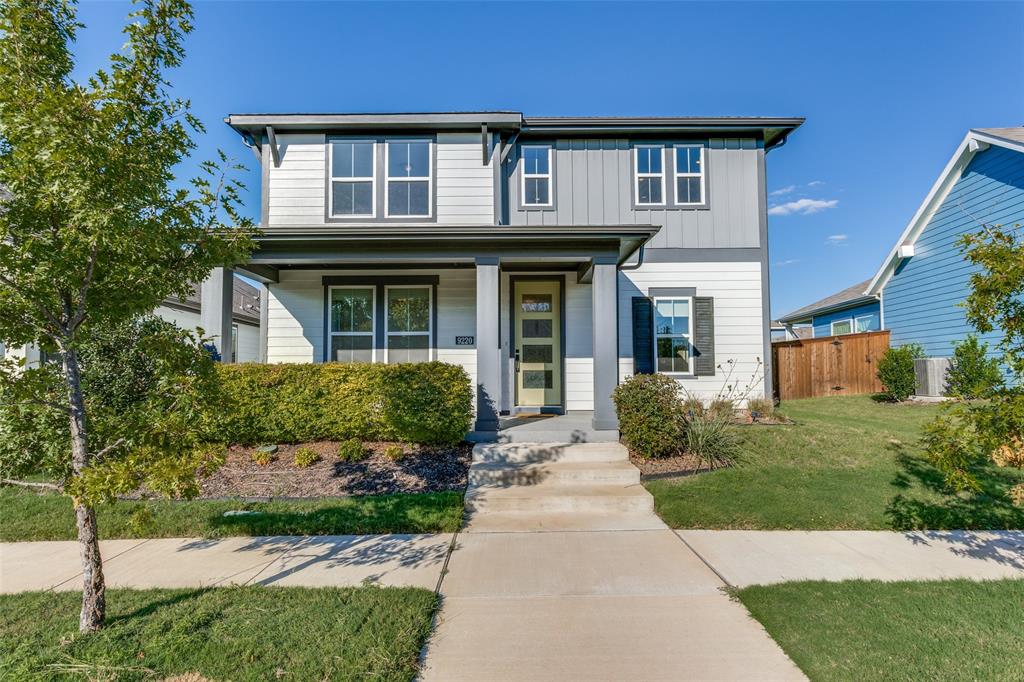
[773,258,800,267]
[770,185,796,197]
[807,180,825,187]
[825,234,848,246]
[767,198,839,216]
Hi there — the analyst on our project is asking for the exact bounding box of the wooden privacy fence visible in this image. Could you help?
[772,330,890,401]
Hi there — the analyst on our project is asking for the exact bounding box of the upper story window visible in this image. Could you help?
[386,140,432,217]
[634,145,665,206]
[330,140,375,217]
[521,145,553,207]
[674,144,705,205]
[654,297,691,374]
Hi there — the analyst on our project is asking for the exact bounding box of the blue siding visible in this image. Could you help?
[883,145,1023,358]
[811,300,881,338]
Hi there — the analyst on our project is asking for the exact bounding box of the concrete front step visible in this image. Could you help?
[465,483,654,514]
[472,442,629,465]
[468,460,641,487]
[464,511,667,533]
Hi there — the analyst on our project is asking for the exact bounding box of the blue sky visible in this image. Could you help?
[70,1,1023,317]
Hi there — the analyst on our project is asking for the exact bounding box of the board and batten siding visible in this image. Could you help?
[618,261,766,402]
[507,138,762,249]
[883,144,1022,359]
[265,268,478,390]
[266,132,495,226]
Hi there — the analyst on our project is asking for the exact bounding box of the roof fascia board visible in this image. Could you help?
[777,295,878,324]
[969,128,1024,153]
[866,132,978,295]
[226,113,523,131]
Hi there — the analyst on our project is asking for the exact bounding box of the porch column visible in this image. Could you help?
[200,267,234,363]
[474,257,500,434]
[591,259,619,430]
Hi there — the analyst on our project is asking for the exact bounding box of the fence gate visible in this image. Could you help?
[771,330,890,401]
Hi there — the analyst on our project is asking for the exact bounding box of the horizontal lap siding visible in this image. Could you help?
[507,138,761,249]
[618,261,765,402]
[811,301,881,338]
[883,145,1022,358]
[266,133,494,227]
[565,277,594,410]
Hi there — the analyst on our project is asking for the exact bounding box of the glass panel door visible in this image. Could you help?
[514,280,562,408]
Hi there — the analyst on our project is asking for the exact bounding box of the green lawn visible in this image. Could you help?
[0,586,436,681]
[0,488,464,541]
[645,395,1024,530]
[738,578,1024,682]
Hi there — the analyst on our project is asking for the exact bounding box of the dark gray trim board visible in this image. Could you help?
[508,274,567,413]
[642,248,762,263]
[756,148,774,399]
[649,287,697,298]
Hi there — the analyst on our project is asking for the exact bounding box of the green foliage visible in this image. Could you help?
[338,438,366,462]
[876,343,924,402]
[613,374,684,458]
[207,362,473,446]
[383,445,405,461]
[946,335,1003,399]
[0,316,225,503]
[252,449,273,467]
[293,447,320,468]
[683,412,741,470]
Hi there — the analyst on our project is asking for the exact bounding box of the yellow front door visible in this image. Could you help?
[514,280,562,408]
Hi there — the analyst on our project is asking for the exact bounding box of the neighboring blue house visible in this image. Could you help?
[866,127,1023,359]
[776,279,881,339]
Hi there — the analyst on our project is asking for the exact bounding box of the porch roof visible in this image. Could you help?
[235,224,660,282]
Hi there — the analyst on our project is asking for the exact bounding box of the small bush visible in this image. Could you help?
[946,335,1003,399]
[338,438,365,462]
[252,449,273,467]
[682,397,706,418]
[293,447,320,468]
[746,397,775,420]
[683,412,741,470]
[877,343,924,402]
[612,374,684,458]
[206,362,473,445]
[383,444,405,461]
[707,399,735,420]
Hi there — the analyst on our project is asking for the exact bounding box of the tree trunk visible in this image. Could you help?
[64,347,105,632]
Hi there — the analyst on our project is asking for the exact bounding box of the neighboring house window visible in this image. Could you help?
[674,144,705,205]
[232,323,238,361]
[654,297,691,373]
[855,313,880,333]
[521,145,553,206]
[329,140,375,217]
[386,140,432,217]
[830,318,853,336]
[386,286,431,363]
[635,145,665,206]
[329,286,375,363]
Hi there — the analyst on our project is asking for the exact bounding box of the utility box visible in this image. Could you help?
[914,357,951,397]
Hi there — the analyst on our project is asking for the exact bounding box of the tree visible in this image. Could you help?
[922,222,1024,503]
[0,0,253,631]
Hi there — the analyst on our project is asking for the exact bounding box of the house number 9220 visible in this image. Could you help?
[455,336,474,346]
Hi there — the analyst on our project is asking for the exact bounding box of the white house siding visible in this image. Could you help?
[265,268,477,390]
[267,132,495,227]
[564,277,594,410]
[153,305,260,363]
[618,261,766,403]
[155,304,200,331]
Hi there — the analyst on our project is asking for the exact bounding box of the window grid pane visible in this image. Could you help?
[331,288,374,333]
[387,288,430,333]
[654,298,691,374]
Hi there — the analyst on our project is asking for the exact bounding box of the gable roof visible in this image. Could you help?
[162,276,261,325]
[777,279,875,323]
[866,127,1024,295]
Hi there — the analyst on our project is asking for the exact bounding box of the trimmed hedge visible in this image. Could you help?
[206,362,473,446]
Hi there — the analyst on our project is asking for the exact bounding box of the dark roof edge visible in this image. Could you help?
[777,295,877,324]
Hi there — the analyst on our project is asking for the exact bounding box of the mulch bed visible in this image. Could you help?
[196,441,473,499]
[629,452,720,480]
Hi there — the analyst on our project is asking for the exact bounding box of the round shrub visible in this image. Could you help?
[293,447,320,468]
[612,374,684,458]
[946,335,1003,399]
[251,450,273,467]
[337,438,365,462]
[383,444,404,461]
[877,343,924,402]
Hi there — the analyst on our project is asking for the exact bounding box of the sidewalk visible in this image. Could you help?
[0,534,452,593]
[678,530,1024,587]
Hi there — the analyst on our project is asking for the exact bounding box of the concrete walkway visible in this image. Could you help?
[678,530,1024,587]
[0,534,452,593]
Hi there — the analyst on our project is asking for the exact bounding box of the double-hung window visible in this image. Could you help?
[330,140,375,217]
[329,286,375,363]
[674,144,705,205]
[635,145,665,206]
[386,140,432,217]
[386,286,431,363]
[654,297,692,374]
[521,145,553,206]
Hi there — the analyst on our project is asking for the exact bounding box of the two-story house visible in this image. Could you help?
[209,112,803,440]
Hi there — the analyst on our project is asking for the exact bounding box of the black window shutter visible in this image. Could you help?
[631,297,654,375]
[693,296,716,376]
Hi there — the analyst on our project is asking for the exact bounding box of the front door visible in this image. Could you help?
[514,279,562,409]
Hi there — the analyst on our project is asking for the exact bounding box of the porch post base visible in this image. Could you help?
[591,417,620,432]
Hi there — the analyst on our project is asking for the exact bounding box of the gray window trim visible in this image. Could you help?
[630,140,711,211]
[324,135,438,224]
[671,143,710,209]
[518,143,556,211]
[321,275,439,363]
